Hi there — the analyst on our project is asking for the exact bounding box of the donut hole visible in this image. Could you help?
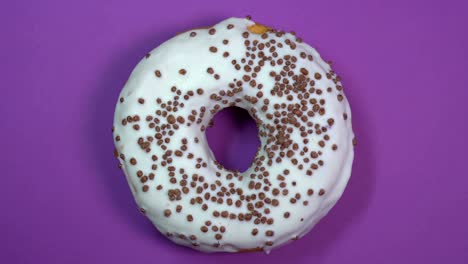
[206,107,260,172]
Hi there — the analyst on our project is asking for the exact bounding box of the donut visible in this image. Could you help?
[112,17,355,253]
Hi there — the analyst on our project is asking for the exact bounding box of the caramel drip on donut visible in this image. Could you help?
[247,23,272,34]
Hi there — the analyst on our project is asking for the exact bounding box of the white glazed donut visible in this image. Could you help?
[113,17,355,253]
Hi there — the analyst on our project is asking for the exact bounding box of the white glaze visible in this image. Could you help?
[113,17,355,253]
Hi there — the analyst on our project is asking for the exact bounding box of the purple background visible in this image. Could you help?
[1,0,468,263]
